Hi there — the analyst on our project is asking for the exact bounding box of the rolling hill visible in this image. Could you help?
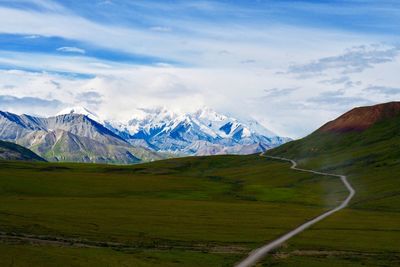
[268,101,400,177]
[265,101,400,266]
[0,140,45,161]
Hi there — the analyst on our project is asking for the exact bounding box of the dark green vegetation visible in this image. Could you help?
[263,103,400,266]
[0,155,347,266]
[0,140,45,162]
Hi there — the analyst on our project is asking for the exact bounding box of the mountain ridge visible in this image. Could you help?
[0,140,46,161]
[268,101,400,168]
[319,101,400,133]
[0,111,161,164]
[103,106,290,154]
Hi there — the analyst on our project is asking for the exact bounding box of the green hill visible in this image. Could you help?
[0,140,46,162]
[265,101,400,266]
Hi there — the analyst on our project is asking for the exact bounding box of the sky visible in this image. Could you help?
[0,0,399,138]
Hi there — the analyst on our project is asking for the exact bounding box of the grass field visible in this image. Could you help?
[0,154,347,266]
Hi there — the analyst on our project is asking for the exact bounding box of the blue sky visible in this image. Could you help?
[0,0,399,137]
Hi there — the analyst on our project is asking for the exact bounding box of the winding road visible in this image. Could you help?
[235,155,355,267]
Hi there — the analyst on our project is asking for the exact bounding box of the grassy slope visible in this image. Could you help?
[263,115,400,266]
[0,140,45,161]
[0,155,346,267]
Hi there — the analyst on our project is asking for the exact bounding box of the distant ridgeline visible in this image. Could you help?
[0,107,290,164]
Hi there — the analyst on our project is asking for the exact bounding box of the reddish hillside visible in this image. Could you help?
[319,101,400,133]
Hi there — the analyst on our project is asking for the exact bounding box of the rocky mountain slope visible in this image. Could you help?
[0,111,162,163]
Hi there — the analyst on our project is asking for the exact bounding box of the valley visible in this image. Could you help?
[0,102,399,267]
[0,155,346,267]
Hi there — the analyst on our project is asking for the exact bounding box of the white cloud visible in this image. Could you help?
[364,85,400,97]
[23,34,41,39]
[287,44,400,76]
[0,3,398,137]
[0,5,373,68]
[1,45,400,138]
[9,0,66,12]
[57,46,86,54]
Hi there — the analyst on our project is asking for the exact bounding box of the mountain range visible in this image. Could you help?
[0,106,289,163]
[105,107,290,155]
[0,110,161,164]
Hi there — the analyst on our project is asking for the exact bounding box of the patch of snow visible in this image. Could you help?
[56,106,103,124]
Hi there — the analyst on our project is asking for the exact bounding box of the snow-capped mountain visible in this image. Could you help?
[56,106,103,124]
[0,110,162,164]
[105,107,291,155]
[0,105,289,163]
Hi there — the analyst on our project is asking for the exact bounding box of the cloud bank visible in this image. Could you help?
[0,0,399,138]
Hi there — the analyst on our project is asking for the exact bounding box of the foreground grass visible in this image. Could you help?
[0,154,346,266]
[0,242,238,267]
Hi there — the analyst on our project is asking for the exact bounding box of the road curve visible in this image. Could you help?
[234,155,355,267]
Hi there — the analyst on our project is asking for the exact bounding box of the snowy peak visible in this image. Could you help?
[53,106,290,155]
[240,119,276,138]
[130,107,177,123]
[192,106,227,123]
[124,107,177,136]
[56,106,102,123]
[191,107,277,139]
